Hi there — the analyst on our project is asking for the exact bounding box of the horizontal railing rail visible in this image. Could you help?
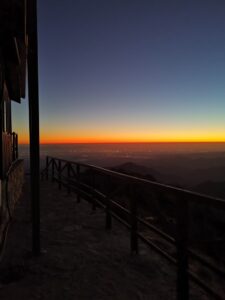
[41,156,225,300]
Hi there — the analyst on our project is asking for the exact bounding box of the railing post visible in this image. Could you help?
[12,132,16,161]
[105,196,112,230]
[130,184,138,254]
[67,163,71,194]
[58,160,62,190]
[176,198,189,300]
[46,156,49,180]
[12,132,18,161]
[105,176,112,230]
[91,170,96,211]
[76,164,81,203]
[51,158,55,182]
[15,133,18,159]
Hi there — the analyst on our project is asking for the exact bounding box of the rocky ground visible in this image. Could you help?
[0,177,207,300]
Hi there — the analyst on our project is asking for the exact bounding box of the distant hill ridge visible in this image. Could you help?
[192,180,225,199]
[110,162,159,182]
[110,162,225,199]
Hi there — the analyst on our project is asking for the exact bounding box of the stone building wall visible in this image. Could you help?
[0,159,24,253]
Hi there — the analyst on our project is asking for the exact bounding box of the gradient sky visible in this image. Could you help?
[12,0,225,143]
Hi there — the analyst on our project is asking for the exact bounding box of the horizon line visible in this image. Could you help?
[18,141,225,145]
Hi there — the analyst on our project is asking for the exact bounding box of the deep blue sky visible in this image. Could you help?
[13,0,225,142]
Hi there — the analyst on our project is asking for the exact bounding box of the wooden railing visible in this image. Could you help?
[12,132,18,162]
[2,132,18,177]
[41,156,225,300]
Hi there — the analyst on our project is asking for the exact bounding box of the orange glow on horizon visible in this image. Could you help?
[18,134,225,144]
[15,117,225,144]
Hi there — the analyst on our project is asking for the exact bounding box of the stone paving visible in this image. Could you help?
[0,178,207,300]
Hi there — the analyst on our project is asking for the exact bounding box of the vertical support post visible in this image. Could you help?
[51,158,55,182]
[58,160,62,190]
[105,177,112,230]
[130,184,138,254]
[76,164,81,203]
[105,195,112,229]
[67,163,71,194]
[15,134,18,159]
[27,0,40,256]
[91,169,96,211]
[176,198,189,300]
[12,133,18,161]
[12,132,15,161]
[46,156,49,180]
[6,99,12,134]
[0,68,3,179]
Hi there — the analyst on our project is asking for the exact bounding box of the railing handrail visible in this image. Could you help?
[46,155,225,209]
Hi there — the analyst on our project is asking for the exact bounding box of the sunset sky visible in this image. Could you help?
[12,0,225,144]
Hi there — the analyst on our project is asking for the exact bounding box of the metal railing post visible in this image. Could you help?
[176,198,189,300]
[58,160,62,190]
[105,176,112,230]
[51,158,55,182]
[92,170,96,211]
[76,164,81,202]
[67,162,71,194]
[46,156,49,180]
[130,184,138,254]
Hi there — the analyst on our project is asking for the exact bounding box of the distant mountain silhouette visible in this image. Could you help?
[192,180,225,199]
[110,162,159,181]
[184,166,225,186]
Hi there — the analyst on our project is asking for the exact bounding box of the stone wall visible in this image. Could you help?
[0,159,24,253]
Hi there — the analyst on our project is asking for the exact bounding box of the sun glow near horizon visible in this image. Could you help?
[14,103,225,145]
[17,128,225,144]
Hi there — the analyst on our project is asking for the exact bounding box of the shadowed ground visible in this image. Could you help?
[0,177,207,300]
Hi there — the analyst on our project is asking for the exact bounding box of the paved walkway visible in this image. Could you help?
[0,178,206,300]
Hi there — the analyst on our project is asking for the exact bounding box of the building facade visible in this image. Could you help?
[0,0,27,253]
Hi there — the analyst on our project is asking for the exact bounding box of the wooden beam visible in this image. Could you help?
[27,0,40,256]
[0,62,3,179]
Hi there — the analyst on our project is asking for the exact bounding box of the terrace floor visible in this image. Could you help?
[0,177,207,300]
